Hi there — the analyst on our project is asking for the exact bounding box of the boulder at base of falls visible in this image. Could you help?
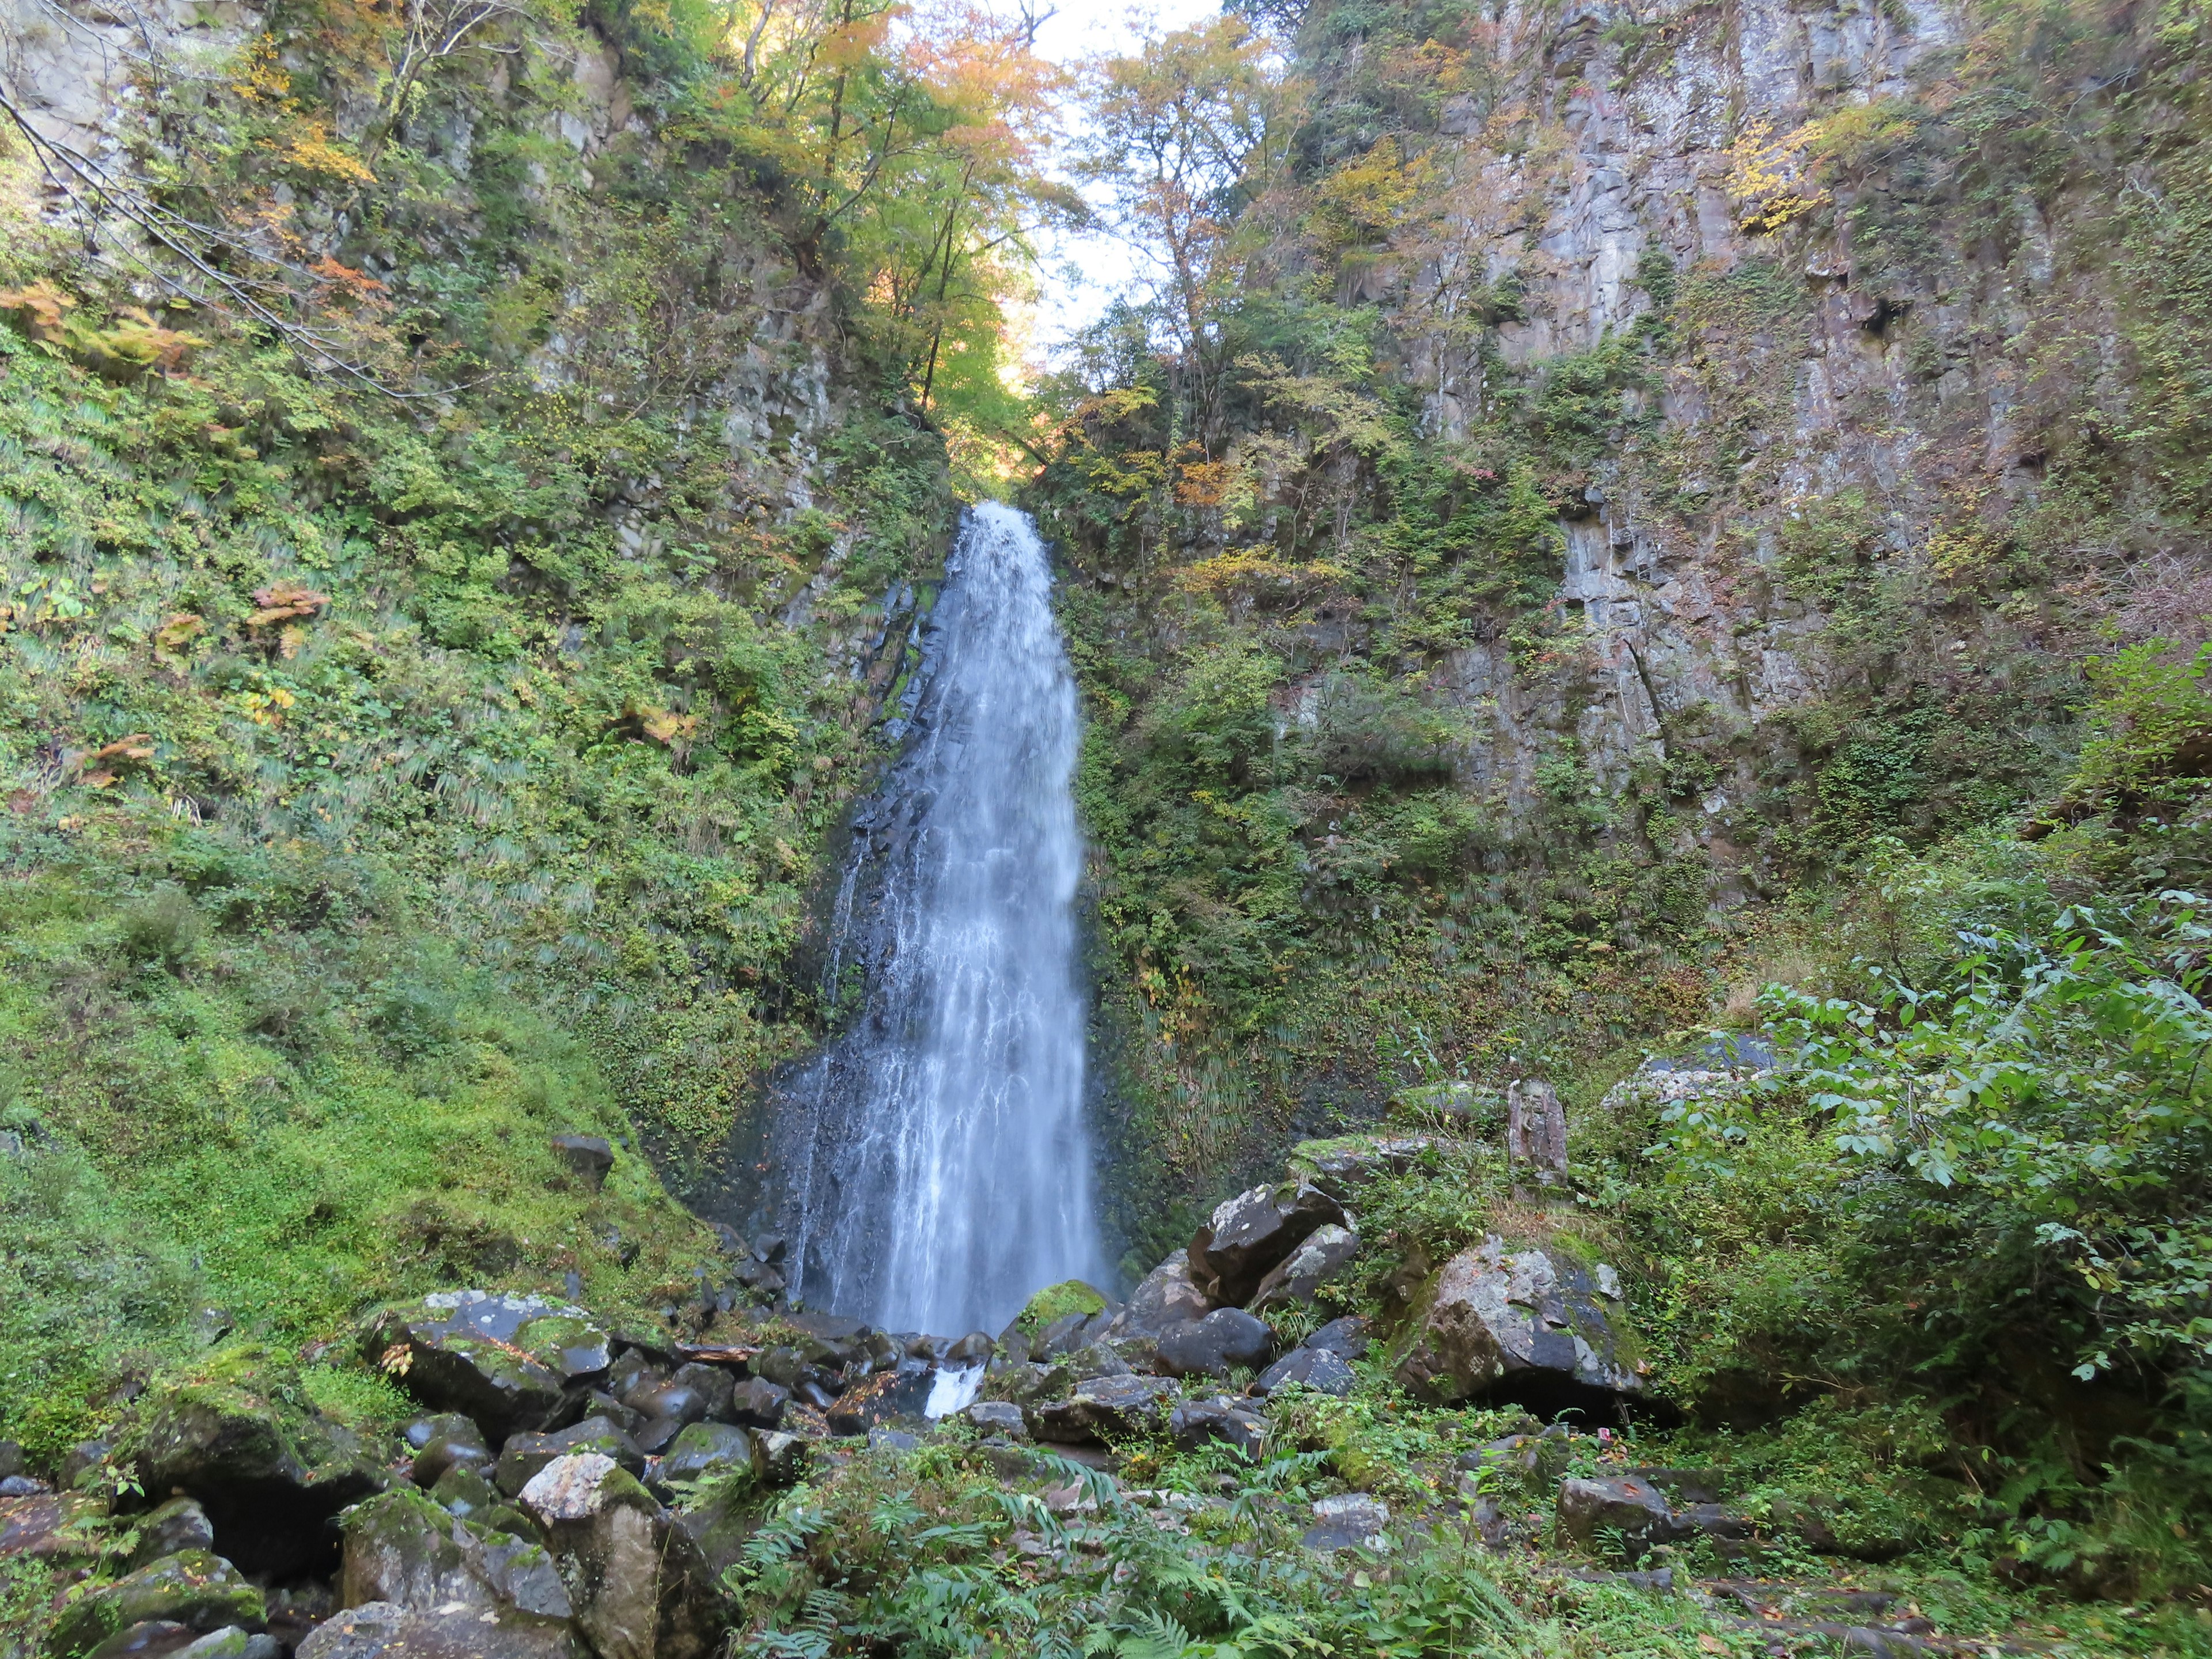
[1024,1376,1173,1445]
[1304,1316,1370,1358]
[1154,1310,1275,1379]
[364,1293,613,1441]
[1104,1251,1213,1339]
[1247,1224,1359,1314]
[1187,1182,1347,1306]
[338,1487,571,1623]
[1390,1237,1644,1411]
[825,1368,935,1437]
[129,1370,390,1580]
[1555,1475,1687,1562]
[48,1552,267,1659]
[518,1455,726,1659]
[724,1377,790,1430]
[297,1603,584,1659]
[656,1424,757,1488]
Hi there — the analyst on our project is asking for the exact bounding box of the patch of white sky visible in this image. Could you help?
[1012,0,1226,375]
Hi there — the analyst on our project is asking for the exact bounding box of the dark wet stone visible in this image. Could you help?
[1169,1397,1266,1458]
[48,1552,265,1659]
[1304,1316,1370,1358]
[494,1418,643,1498]
[365,1292,613,1440]
[548,1134,614,1190]
[1249,1345,1355,1398]
[658,1423,756,1485]
[724,1377,790,1430]
[407,1415,493,1490]
[825,1368,934,1436]
[1188,1183,1347,1306]
[1156,1309,1275,1378]
[1025,1376,1173,1445]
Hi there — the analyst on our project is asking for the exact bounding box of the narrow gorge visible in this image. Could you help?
[1,0,2209,1650]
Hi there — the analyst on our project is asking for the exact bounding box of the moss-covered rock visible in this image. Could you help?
[1389,1237,1643,1410]
[363,1294,612,1441]
[1014,1281,1109,1335]
[126,1353,392,1580]
[48,1551,265,1658]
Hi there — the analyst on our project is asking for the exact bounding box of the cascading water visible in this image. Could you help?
[771,502,1106,1336]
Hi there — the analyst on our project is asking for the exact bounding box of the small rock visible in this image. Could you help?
[1156,1309,1275,1378]
[657,1423,755,1486]
[130,1498,216,1569]
[1556,1475,1683,1561]
[1188,1183,1347,1306]
[1025,1376,1173,1445]
[1168,1397,1266,1458]
[755,1433,806,1486]
[1248,1224,1359,1313]
[868,1427,918,1454]
[429,1465,497,1518]
[62,1440,112,1490]
[549,1133,615,1190]
[960,1401,1028,1438]
[1302,1316,1370,1358]
[825,1368,933,1436]
[1249,1346,1355,1398]
[0,1474,47,1497]
[1303,1494,1389,1552]
[495,1418,644,1498]
[407,1415,493,1489]
[724,1377,790,1430]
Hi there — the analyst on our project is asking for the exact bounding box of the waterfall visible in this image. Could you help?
[773,503,1106,1336]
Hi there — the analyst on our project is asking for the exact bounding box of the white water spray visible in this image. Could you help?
[778,503,1106,1336]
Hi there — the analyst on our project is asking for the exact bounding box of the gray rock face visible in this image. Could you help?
[1106,1250,1213,1338]
[339,1488,571,1623]
[1285,1137,1438,1202]
[1505,1080,1568,1191]
[1249,1346,1356,1399]
[1248,1224,1360,1313]
[129,1498,216,1568]
[365,1293,612,1441]
[1303,1317,1370,1359]
[1156,1309,1276,1378]
[1024,1376,1173,1445]
[296,1603,582,1659]
[960,1401,1028,1438]
[1188,1183,1348,1306]
[518,1455,726,1659]
[1391,1237,1642,1407]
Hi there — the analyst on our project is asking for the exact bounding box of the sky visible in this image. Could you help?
[1020,0,1225,367]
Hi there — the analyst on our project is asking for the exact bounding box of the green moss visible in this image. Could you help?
[1014,1280,1110,1334]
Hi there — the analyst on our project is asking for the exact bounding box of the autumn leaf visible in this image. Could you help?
[247,582,331,627]
[154,613,207,654]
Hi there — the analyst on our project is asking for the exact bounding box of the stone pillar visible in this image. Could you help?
[1506,1078,1567,1195]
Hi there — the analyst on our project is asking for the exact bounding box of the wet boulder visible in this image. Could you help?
[657,1425,755,1487]
[364,1292,612,1441]
[942,1331,995,1365]
[130,1499,216,1568]
[825,1368,934,1437]
[130,1368,389,1579]
[1155,1309,1275,1379]
[1104,1252,1213,1339]
[518,1454,727,1659]
[1249,1345,1355,1399]
[754,1433,807,1486]
[1025,1376,1173,1445]
[1188,1182,1347,1306]
[1390,1237,1642,1410]
[0,1491,103,1564]
[296,1602,582,1659]
[339,1487,571,1623]
[960,1401,1028,1438]
[1302,1316,1370,1358]
[49,1552,266,1659]
[406,1415,493,1489]
[86,1626,279,1658]
[1168,1397,1266,1459]
[723,1377,790,1430]
[495,1418,644,1498]
[1248,1224,1359,1314]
